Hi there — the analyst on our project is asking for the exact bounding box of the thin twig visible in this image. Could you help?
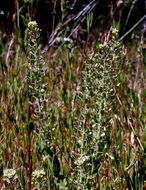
[123,0,137,32]
[128,118,144,151]
[119,14,146,41]
[43,0,97,52]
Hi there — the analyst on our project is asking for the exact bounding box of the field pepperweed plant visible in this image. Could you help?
[0,21,145,190]
[72,28,124,189]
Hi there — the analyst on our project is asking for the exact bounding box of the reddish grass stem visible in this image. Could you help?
[27,105,33,190]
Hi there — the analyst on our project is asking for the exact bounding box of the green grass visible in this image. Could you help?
[0,22,145,190]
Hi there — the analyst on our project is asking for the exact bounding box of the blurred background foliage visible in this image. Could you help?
[0,0,145,45]
[0,0,145,189]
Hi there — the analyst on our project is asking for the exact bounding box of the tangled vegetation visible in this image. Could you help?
[0,0,145,189]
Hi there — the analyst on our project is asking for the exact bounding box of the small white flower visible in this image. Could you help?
[0,10,4,15]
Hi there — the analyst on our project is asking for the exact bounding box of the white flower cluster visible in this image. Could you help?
[112,28,118,35]
[75,155,90,166]
[28,21,37,28]
[56,37,73,44]
[32,169,45,178]
[3,168,16,179]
